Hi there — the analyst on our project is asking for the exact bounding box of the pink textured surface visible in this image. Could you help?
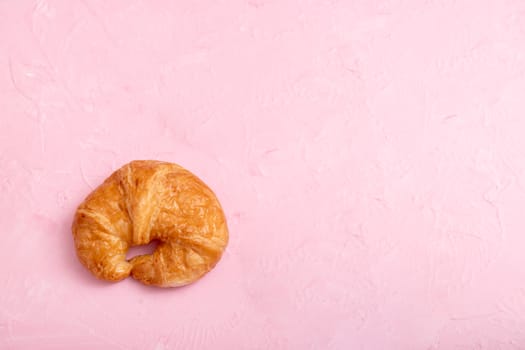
[2,0,525,349]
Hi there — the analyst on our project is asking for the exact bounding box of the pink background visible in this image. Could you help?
[2,0,525,349]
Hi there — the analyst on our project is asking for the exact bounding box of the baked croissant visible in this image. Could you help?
[72,160,228,287]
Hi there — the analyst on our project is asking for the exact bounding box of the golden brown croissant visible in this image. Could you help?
[72,160,228,287]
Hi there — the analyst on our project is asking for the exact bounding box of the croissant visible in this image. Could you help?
[72,160,228,287]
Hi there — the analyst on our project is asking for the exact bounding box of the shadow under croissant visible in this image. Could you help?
[70,240,205,291]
